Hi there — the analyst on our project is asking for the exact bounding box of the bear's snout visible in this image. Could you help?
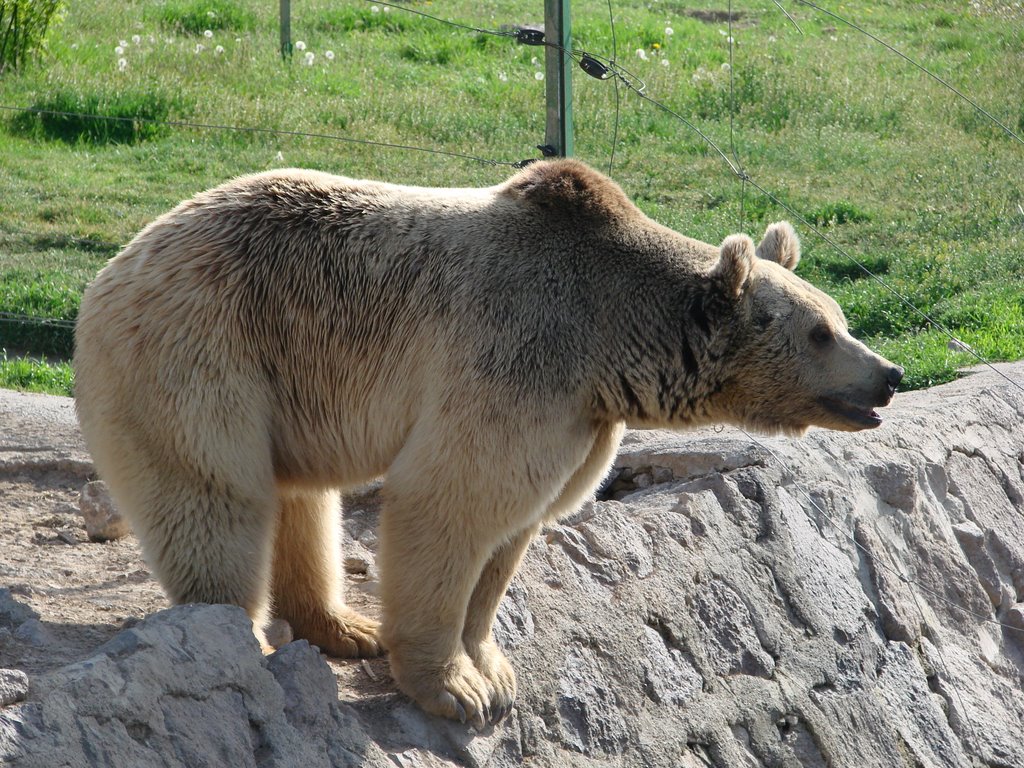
[886,365,904,393]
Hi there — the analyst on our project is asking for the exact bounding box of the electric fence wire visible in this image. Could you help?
[366,0,1023,395]
[0,105,522,168]
[605,0,620,177]
[364,2,1014,748]
[795,0,1024,147]
[0,312,76,330]
[725,0,747,230]
[712,6,997,749]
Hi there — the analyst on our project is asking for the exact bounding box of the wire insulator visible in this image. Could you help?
[515,28,546,45]
[579,54,611,80]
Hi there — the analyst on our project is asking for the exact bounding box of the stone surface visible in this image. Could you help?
[1,364,1024,766]
[79,479,130,542]
[0,669,28,706]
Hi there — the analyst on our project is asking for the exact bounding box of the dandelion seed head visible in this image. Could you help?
[535,71,544,80]
[115,45,124,55]
[665,26,674,36]
[304,51,315,65]
[498,71,508,82]
[131,34,141,45]
[117,57,127,72]
[119,39,128,47]
[215,44,224,55]
[325,50,335,60]
[195,43,205,53]
[295,40,306,51]
[661,58,670,67]
[370,5,380,12]
[204,29,213,38]
[635,48,648,60]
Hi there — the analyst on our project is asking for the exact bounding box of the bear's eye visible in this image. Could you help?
[810,325,833,345]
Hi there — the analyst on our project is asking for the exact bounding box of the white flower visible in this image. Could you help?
[665,27,674,36]
[195,43,205,53]
[214,44,224,55]
[117,57,127,71]
[325,50,335,60]
[115,45,124,55]
[304,51,315,65]
[535,71,544,80]
[131,34,141,45]
[635,48,648,60]
[203,29,213,39]
[295,40,306,51]
[498,71,508,82]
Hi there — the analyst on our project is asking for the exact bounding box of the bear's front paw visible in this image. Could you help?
[468,639,517,724]
[392,651,496,729]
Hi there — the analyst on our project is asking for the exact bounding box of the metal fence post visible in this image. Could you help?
[544,0,573,157]
[280,0,292,59]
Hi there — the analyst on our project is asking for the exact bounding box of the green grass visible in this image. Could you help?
[1,0,1022,397]
[0,350,74,395]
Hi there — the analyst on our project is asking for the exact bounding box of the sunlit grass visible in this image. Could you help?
[1,0,1022,393]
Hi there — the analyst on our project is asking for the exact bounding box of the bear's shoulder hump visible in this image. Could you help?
[499,159,638,221]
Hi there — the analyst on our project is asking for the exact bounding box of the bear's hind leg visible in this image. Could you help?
[271,488,382,658]
[461,525,538,724]
[122,464,278,650]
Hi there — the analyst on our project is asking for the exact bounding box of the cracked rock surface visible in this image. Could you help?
[1,363,1023,767]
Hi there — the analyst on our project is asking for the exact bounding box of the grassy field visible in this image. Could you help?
[1,0,1022,395]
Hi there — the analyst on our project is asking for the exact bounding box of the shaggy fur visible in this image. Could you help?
[73,159,902,726]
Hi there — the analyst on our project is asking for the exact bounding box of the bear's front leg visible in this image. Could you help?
[460,526,539,723]
[378,485,507,727]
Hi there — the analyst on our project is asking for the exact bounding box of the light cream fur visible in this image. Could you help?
[73,159,901,727]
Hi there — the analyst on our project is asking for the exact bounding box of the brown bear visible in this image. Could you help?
[73,159,902,728]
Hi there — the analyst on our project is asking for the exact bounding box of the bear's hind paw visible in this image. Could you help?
[288,605,383,658]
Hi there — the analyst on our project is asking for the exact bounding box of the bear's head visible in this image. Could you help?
[707,222,903,435]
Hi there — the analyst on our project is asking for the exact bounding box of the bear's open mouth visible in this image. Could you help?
[817,396,883,429]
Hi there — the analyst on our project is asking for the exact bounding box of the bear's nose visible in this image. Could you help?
[887,365,904,389]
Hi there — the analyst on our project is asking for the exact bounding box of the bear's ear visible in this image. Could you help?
[756,221,800,271]
[712,234,756,298]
